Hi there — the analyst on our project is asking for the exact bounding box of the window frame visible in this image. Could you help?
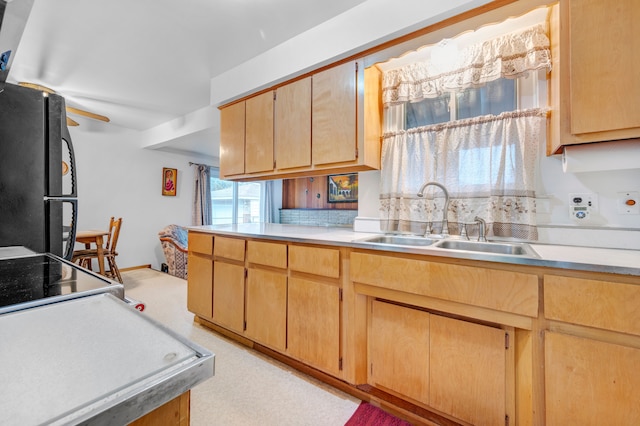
[210,168,264,225]
[399,72,542,131]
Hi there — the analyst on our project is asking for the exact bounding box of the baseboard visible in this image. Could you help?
[195,316,257,349]
[120,264,152,272]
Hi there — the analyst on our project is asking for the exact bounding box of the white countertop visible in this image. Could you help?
[190,223,640,276]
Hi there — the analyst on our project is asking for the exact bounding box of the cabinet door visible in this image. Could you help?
[186,254,212,318]
[219,101,245,177]
[288,277,341,376]
[312,61,357,165]
[429,315,506,426]
[545,331,640,425]
[275,77,311,170]
[212,261,245,333]
[569,0,640,136]
[551,0,640,152]
[245,91,274,173]
[245,268,287,351]
[369,300,430,404]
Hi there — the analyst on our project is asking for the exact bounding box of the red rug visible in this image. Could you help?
[345,401,411,426]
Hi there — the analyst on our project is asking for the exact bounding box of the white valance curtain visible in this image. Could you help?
[379,24,551,240]
[382,24,551,106]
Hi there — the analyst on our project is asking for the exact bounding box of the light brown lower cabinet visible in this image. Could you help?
[245,268,287,351]
[128,391,190,426]
[287,276,341,377]
[212,261,245,333]
[186,254,212,319]
[368,300,507,425]
[429,315,506,426]
[545,331,640,425]
[369,300,430,403]
[185,233,640,425]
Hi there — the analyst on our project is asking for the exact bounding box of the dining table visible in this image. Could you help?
[74,229,109,276]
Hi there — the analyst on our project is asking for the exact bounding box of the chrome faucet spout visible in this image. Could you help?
[474,216,487,242]
[417,181,449,238]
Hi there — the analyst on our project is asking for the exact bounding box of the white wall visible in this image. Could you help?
[70,125,215,270]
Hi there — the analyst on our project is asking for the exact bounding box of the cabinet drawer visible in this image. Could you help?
[213,236,245,261]
[351,252,538,317]
[188,232,213,255]
[247,240,287,269]
[289,245,340,278]
[545,275,640,335]
[351,252,429,294]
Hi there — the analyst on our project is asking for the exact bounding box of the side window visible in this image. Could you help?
[210,170,263,225]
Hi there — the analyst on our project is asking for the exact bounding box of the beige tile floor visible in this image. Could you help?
[122,268,360,426]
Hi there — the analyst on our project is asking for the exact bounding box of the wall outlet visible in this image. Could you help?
[568,192,597,221]
[617,191,640,215]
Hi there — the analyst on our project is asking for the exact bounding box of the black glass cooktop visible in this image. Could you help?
[0,253,123,314]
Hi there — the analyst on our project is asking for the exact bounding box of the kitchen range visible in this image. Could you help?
[0,250,214,426]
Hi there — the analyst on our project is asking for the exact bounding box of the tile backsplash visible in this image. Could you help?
[280,209,358,227]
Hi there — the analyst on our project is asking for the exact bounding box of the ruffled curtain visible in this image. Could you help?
[380,109,547,240]
[379,23,551,240]
[382,24,551,106]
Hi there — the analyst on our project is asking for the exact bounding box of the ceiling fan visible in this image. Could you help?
[17,82,111,127]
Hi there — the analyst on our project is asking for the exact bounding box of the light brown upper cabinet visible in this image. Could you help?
[312,61,357,166]
[219,59,382,181]
[219,101,245,177]
[549,0,640,154]
[275,77,311,171]
[245,91,274,174]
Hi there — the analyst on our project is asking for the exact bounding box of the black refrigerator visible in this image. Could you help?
[0,83,78,260]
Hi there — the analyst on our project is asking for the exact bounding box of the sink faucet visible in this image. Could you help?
[474,216,487,242]
[417,181,449,238]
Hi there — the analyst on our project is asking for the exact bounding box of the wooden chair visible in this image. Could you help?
[73,217,123,283]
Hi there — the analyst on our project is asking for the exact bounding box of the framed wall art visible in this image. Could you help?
[162,167,177,196]
[327,173,358,203]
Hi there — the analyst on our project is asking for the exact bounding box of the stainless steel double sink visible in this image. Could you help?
[356,235,539,258]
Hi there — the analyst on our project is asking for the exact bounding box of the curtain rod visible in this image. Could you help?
[189,161,217,168]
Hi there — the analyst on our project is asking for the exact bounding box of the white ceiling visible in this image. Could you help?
[8,0,366,134]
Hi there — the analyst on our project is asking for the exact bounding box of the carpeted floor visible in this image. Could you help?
[121,268,361,425]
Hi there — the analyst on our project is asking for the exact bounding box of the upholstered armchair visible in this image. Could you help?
[158,224,188,279]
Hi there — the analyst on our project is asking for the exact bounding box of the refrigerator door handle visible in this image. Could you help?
[64,198,78,261]
[46,197,78,261]
[61,116,78,198]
